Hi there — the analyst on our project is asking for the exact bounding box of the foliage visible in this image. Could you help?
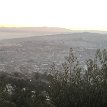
[47,48,107,107]
[0,48,107,107]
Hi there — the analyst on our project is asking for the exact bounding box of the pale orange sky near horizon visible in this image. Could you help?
[0,0,107,30]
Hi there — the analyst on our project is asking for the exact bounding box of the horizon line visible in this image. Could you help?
[0,25,107,32]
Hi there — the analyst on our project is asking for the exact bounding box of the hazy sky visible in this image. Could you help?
[0,0,107,30]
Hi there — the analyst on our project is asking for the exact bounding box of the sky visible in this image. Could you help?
[0,0,107,30]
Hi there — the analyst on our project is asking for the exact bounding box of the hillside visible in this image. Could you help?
[0,32,107,73]
[0,27,71,40]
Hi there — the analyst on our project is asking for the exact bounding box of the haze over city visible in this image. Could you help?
[0,0,107,107]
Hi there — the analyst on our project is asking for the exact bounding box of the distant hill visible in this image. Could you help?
[0,27,72,40]
[1,27,107,40]
[0,27,71,32]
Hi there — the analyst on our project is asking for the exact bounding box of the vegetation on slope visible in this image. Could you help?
[0,48,107,107]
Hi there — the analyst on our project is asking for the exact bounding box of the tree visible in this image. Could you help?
[47,49,107,107]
